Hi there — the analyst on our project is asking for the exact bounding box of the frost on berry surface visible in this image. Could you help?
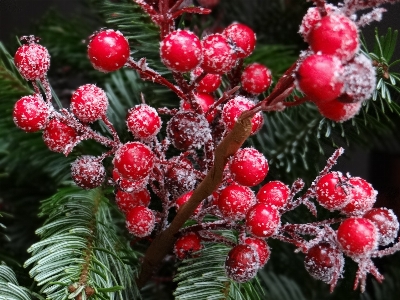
[256,181,290,209]
[191,67,221,93]
[113,169,148,193]
[243,237,270,266]
[224,244,260,283]
[115,189,151,213]
[160,29,202,72]
[222,23,256,59]
[246,203,280,238]
[14,43,50,80]
[174,232,202,260]
[126,205,155,237]
[13,94,49,132]
[71,156,106,189]
[315,172,351,211]
[241,63,272,95]
[42,118,78,154]
[165,157,197,199]
[363,208,399,246]
[341,177,377,216]
[70,84,108,123]
[182,93,216,123]
[316,98,362,122]
[126,104,162,139]
[176,191,202,216]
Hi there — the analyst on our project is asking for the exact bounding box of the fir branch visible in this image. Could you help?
[0,265,33,300]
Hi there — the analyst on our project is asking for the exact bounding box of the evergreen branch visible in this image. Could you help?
[24,187,140,300]
[0,265,33,300]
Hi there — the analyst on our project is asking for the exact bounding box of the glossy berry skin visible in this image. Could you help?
[296,54,344,103]
[175,191,202,216]
[316,98,361,122]
[88,29,130,72]
[115,189,151,214]
[165,157,197,199]
[201,34,236,74]
[70,84,108,123]
[43,118,77,154]
[222,96,263,135]
[256,181,290,209]
[217,184,256,221]
[191,67,221,93]
[315,172,351,211]
[126,104,162,139]
[174,232,202,260]
[113,142,154,181]
[246,203,280,238]
[299,5,337,42]
[113,169,148,193]
[341,177,376,216]
[241,63,272,94]
[13,94,49,132]
[243,237,270,266]
[126,205,155,237]
[229,148,268,187]
[160,30,202,72]
[182,93,216,123]
[364,208,399,246]
[309,14,359,62]
[71,156,106,189]
[14,43,50,80]
[224,244,260,283]
[223,23,256,59]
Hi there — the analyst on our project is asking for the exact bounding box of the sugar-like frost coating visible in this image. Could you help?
[14,43,50,80]
[13,94,49,132]
[71,155,106,189]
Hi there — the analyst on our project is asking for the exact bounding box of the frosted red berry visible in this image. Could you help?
[113,169,148,193]
[337,217,378,257]
[223,23,256,59]
[241,63,272,94]
[126,205,155,237]
[115,189,151,213]
[160,29,202,72]
[217,184,256,221]
[201,33,236,74]
[315,172,351,211]
[71,156,106,189]
[43,118,77,154]
[224,244,260,283]
[13,94,49,132]
[364,208,399,246]
[341,177,376,216]
[316,98,362,122]
[229,147,269,187]
[165,157,197,199]
[174,232,202,260]
[70,84,108,123]
[14,43,50,80]
[182,93,216,123]
[88,29,130,72]
[191,67,221,94]
[126,104,162,139]
[243,237,270,266]
[176,191,202,216]
[246,203,280,238]
[113,142,154,181]
[256,181,290,209]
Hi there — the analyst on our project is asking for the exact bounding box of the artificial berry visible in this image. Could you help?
[175,191,202,216]
[201,33,236,74]
[13,94,49,132]
[174,232,202,260]
[315,98,362,122]
[71,156,106,189]
[296,54,344,103]
[315,172,351,211]
[243,237,270,266]
[182,93,215,123]
[113,142,154,181]
[88,29,130,72]
[229,147,268,187]
[160,29,202,72]
[126,205,155,237]
[126,104,162,139]
[222,96,263,135]
[341,177,376,216]
[246,203,280,238]
[70,84,108,123]
[337,217,378,257]
[241,63,272,94]
[223,23,256,59]
[217,184,256,221]
[113,169,148,193]
[42,118,78,154]
[165,157,197,199]
[256,181,290,209]
[14,43,50,80]
[364,208,399,246]
[224,244,259,283]
[115,189,151,214]
[191,67,221,93]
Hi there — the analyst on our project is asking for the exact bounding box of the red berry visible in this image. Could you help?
[229,148,269,187]
[296,54,344,103]
[160,29,202,72]
[246,203,280,238]
[165,157,197,199]
[115,189,151,213]
[341,177,376,216]
[113,142,154,181]
[364,208,399,246]
[241,63,272,94]
[126,104,162,139]
[256,181,290,209]
[222,96,263,135]
[182,93,216,123]
[88,29,130,72]
[223,23,256,59]
[113,169,148,193]
[217,184,256,221]
[201,33,236,74]
[315,172,351,211]
[71,156,106,189]
[43,118,78,154]
[174,232,202,260]
[166,111,211,150]
[299,4,337,42]
[337,217,378,257]
[309,14,359,62]
[224,244,259,283]
[315,98,362,122]
[191,67,221,93]
[70,84,108,123]
[176,191,202,216]
[13,94,49,132]
[243,237,270,266]
[14,43,50,80]
[126,205,155,237]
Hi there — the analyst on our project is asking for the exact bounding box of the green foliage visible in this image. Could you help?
[0,265,33,300]
[258,270,307,300]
